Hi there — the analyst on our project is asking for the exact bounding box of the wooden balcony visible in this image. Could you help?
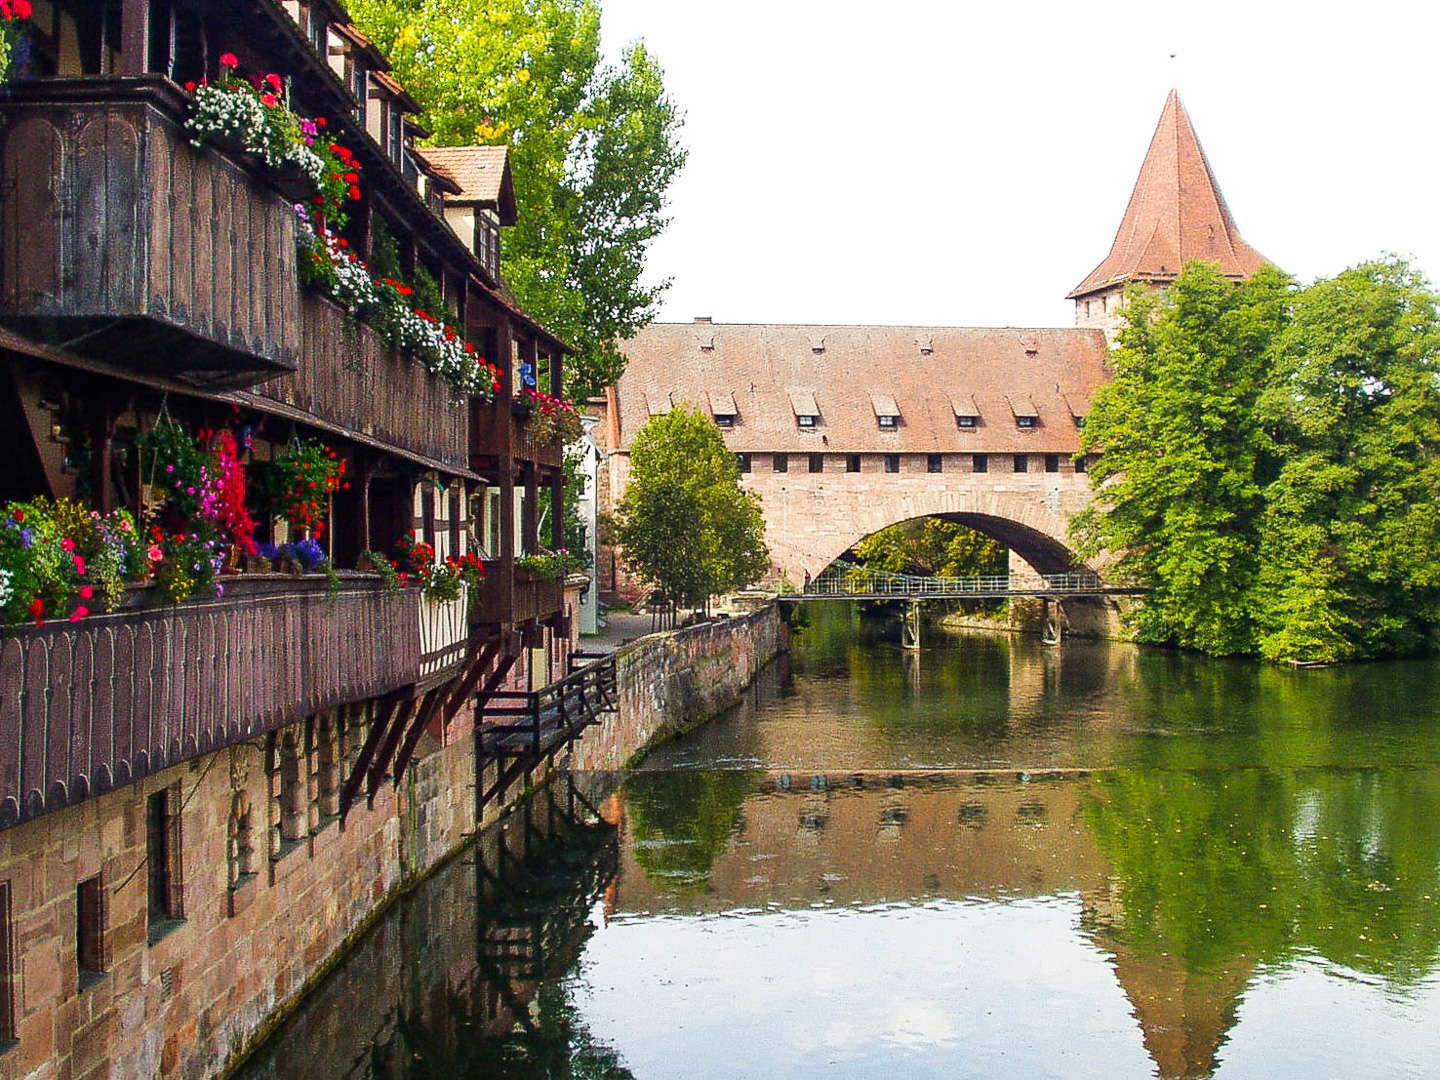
[0,78,301,386]
[250,292,470,471]
[0,575,419,830]
[469,401,563,472]
[471,564,564,629]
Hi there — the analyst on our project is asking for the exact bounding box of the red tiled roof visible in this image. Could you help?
[615,323,1110,454]
[1069,90,1267,298]
[415,146,518,225]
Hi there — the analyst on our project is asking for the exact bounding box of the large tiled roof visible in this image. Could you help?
[1069,90,1267,299]
[614,322,1110,454]
[415,146,517,224]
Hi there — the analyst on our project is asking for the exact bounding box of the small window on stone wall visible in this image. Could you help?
[76,876,105,988]
[737,453,751,474]
[927,454,943,474]
[1013,454,1029,473]
[973,454,988,474]
[273,730,307,853]
[1045,454,1060,473]
[808,454,824,474]
[773,454,788,474]
[146,785,184,942]
[846,455,861,473]
[884,454,900,474]
[1075,454,1089,474]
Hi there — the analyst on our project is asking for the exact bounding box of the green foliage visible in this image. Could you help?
[615,406,769,608]
[1075,257,1440,663]
[853,518,1006,577]
[348,0,686,400]
[622,769,760,894]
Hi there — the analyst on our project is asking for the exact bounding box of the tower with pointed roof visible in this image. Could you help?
[1070,90,1268,338]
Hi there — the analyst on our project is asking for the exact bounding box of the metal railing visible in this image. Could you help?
[791,565,1129,599]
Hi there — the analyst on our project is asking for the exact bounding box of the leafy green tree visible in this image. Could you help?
[1072,262,1293,654]
[853,518,1006,577]
[1255,258,1440,662]
[615,406,769,610]
[349,0,686,399]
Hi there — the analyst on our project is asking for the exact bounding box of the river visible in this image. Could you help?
[236,603,1440,1079]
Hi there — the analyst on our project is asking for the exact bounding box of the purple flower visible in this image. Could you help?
[18,527,32,548]
[215,583,225,598]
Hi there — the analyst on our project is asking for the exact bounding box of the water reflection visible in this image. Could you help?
[238,616,1440,1080]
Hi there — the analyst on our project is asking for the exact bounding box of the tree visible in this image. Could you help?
[348,0,686,400]
[1254,258,1440,662]
[852,518,1006,578]
[1072,262,1292,655]
[615,406,768,612]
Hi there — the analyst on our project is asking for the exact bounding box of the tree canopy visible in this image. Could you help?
[615,406,769,610]
[1074,257,1440,663]
[348,0,686,400]
[852,518,1006,578]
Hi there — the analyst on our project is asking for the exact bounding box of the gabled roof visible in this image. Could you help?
[707,390,738,417]
[415,146,518,225]
[1069,90,1268,299]
[331,22,390,71]
[370,70,420,113]
[613,323,1110,454]
[870,393,901,418]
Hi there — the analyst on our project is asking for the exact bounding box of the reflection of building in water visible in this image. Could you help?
[614,771,1250,1080]
[237,776,620,1080]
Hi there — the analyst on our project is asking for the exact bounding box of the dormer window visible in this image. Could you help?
[309,10,328,54]
[1008,395,1040,430]
[789,390,820,430]
[715,415,735,428]
[415,146,517,283]
[950,393,980,430]
[956,414,978,429]
[871,393,901,430]
[708,391,737,429]
[1017,415,1037,429]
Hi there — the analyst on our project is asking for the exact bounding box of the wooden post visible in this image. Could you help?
[120,0,151,75]
[902,601,921,651]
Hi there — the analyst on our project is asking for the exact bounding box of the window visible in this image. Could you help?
[973,454,988,473]
[737,453,751,474]
[1045,454,1060,473]
[884,454,900,474]
[1073,415,1085,429]
[309,10,328,53]
[1016,415,1037,429]
[796,414,817,428]
[772,454,788,473]
[715,414,735,428]
[808,454,824,474]
[877,415,898,430]
[0,882,12,1040]
[927,454,943,474]
[388,104,405,168]
[846,455,861,473]
[1013,454,1029,473]
[77,876,105,987]
[147,786,183,940]
[1075,454,1088,474]
[956,415,978,429]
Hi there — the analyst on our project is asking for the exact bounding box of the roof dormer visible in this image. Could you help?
[416,146,517,282]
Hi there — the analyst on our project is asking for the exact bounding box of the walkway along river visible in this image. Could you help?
[234,603,1440,1079]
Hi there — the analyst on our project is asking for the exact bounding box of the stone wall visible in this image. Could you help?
[0,701,481,1080]
[569,604,785,771]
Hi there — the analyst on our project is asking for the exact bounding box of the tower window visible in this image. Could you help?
[972,454,988,473]
[884,454,900,474]
[1045,454,1060,473]
[927,454,943,474]
[147,785,184,941]
[773,454,788,473]
[808,454,824,474]
[846,455,861,473]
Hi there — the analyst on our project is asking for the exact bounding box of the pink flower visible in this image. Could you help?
[220,52,238,68]
[261,92,278,108]
[70,606,88,623]
[61,537,75,552]
[72,555,86,575]
[148,544,164,562]
[79,586,93,600]
[265,73,282,91]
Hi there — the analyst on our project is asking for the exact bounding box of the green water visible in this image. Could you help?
[237,605,1440,1079]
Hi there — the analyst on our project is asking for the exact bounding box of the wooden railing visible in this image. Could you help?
[471,564,564,628]
[479,653,618,758]
[469,402,563,471]
[418,584,469,680]
[250,292,470,470]
[788,565,1142,599]
[0,78,301,384]
[0,575,419,830]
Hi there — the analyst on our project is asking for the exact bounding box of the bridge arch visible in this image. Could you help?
[758,477,1096,586]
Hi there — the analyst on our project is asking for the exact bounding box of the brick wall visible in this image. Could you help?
[569,604,784,771]
[0,698,481,1080]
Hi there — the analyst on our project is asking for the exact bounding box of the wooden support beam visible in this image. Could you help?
[391,684,447,787]
[339,694,399,823]
[366,695,418,802]
[438,635,502,729]
[121,0,151,75]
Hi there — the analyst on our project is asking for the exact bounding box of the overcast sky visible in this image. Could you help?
[597,0,1440,330]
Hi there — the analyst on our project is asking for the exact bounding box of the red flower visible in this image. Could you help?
[185,80,197,92]
[261,92,279,107]
[343,172,358,184]
[265,72,282,91]
[80,585,93,600]
[11,509,23,523]
[12,0,32,18]
[220,52,238,68]
[28,597,42,618]
[348,185,361,201]
[70,607,88,624]
[316,117,327,127]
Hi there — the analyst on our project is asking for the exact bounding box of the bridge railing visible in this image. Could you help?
[800,567,1110,597]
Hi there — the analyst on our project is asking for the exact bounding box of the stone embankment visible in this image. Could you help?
[571,603,785,770]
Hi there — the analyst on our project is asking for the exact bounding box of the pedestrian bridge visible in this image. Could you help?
[778,564,1141,602]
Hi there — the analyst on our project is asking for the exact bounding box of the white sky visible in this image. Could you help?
[598,0,1440,330]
